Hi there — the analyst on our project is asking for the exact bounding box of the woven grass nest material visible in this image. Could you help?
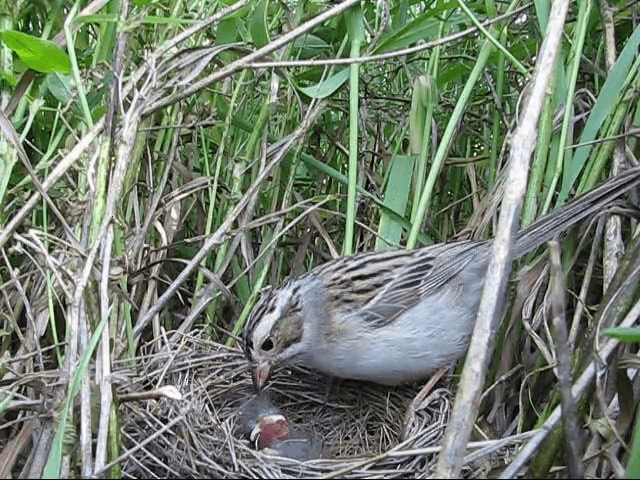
[115,331,524,478]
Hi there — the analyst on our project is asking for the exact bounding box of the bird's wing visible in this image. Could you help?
[358,241,486,327]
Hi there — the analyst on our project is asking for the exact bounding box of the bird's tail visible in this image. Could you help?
[514,167,640,257]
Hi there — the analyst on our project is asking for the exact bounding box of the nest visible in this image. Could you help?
[112,331,524,478]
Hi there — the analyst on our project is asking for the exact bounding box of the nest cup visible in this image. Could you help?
[115,330,505,478]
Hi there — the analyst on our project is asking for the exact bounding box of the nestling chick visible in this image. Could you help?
[238,393,323,460]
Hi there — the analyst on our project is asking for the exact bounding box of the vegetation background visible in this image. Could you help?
[1,0,640,477]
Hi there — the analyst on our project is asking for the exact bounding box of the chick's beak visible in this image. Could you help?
[253,361,272,390]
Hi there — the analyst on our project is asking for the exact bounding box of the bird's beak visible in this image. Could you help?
[253,361,272,391]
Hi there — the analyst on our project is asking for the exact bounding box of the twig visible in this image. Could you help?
[247,4,532,70]
[435,1,572,477]
[501,293,640,478]
[548,240,584,478]
[0,419,36,478]
[599,0,627,290]
[94,226,115,473]
[132,102,325,345]
[569,219,604,345]
[321,429,540,479]
[0,118,104,250]
[91,415,185,478]
[0,2,246,251]
[143,0,361,115]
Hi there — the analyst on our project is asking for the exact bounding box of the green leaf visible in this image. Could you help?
[73,13,119,24]
[602,327,640,343]
[217,17,239,44]
[345,5,365,45]
[375,16,440,53]
[534,0,551,33]
[0,30,71,74]
[627,407,640,479]
[293,33,331,58]
[0,386,18,416]
[373,3,460,54]
[375,155,414,250]
[249,0,269,48]
[44,73,73,104]
[557,22,640,205]
[0,70,18,89]
[298,68,350,99]
[409,75,436,155]
[436,63,470,88]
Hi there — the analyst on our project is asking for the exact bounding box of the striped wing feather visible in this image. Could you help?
[315,241,487,327]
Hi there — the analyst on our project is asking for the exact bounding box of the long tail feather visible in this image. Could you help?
[514,167,640,257]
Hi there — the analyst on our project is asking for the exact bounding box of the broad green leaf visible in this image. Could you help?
[0,30,71,74]
[375,15,440,53]
[376,155,414,250]
[249,0,269,48]
[0,30,71,73]
[294,33,330,49]
[130,15,195,25]
[298,68,350,99]
[74,14,119,24]
[217,17,239,44]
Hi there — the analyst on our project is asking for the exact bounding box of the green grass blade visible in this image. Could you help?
[343,5,364,255]
[376,154,414,250]
[557,22,640,205]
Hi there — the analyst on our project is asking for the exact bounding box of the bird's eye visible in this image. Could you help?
[261,338,274,352]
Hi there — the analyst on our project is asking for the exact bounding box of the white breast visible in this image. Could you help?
[305,271,485,385]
